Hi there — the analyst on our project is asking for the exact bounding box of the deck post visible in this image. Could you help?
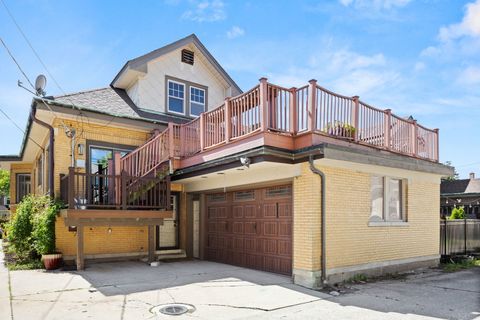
[384,109,392,150]
[121,170,127,210]
[308,79,317,132]
[352,96,360,142]
[290,87,297,134]
[114,153,122,206]
[68,167,75,209]
[168,122,175,158]
[224,97,231,143]
[411,120,418,157]
[148,225,155,263]
[200,113,205,151]
[76,224,84,271]
[434,128,439,162]
[259,77,268,132]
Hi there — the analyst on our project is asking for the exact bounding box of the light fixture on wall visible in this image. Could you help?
[78,143,85,155]
[108,227,112,234]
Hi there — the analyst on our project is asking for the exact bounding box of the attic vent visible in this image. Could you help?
[181,49,194,65]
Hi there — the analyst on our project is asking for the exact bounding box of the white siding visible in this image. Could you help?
[127,45,229,114]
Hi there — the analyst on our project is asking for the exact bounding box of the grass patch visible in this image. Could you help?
[442,257,480,272]
[346,273,368,283]
[2,240,43,271]
[6,260,43,271]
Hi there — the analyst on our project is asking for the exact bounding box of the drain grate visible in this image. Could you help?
[151,303,195,316]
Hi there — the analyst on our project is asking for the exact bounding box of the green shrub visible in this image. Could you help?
[32,199,61,255]
[449,206,465,220]
[6,195,61,259]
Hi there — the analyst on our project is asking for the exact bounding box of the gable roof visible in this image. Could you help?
[110,34,242,94]
[441,178,480,195]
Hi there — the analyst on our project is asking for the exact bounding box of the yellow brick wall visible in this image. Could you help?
[293,161,440,272]
[55,217,148,256]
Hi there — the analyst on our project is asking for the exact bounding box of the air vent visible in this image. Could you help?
[181,49,194,65]
[265,185,292,198]
[234,190,255,201]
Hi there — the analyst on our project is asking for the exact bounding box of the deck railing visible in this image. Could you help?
[119,77,439,178]
[59,167,170,210]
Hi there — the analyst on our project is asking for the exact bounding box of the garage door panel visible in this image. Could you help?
[206,185,292,275]
[233,222,244,234]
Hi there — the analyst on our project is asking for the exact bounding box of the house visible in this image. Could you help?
[0,34,452,288]
[441,173,480,219]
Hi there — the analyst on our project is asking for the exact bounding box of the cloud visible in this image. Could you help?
[182,0,226,22]
[226,26,245,39]
[414,62,425,72]
[438,0,480,42]
[457,66,480,86]
[338,0,412,9]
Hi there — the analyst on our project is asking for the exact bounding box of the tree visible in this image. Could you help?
[442,161,459,181]
[0,169,9,197]
[449,206,465,220]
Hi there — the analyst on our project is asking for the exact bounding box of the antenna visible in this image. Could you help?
[34,74,47,96]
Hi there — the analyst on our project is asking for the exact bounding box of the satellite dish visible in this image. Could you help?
[34,74,47,96]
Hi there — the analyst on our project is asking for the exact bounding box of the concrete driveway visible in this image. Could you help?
[1,249,479,319]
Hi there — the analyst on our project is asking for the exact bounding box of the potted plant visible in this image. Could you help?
[32,198,63,270]
[326,121,356,139]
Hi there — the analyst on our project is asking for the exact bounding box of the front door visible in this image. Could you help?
[156,194,179,249]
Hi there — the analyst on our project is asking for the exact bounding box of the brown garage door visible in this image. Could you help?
[205,185,292,275]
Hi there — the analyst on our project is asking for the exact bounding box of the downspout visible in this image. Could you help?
[308,155,326,285]
[30,103,55,198]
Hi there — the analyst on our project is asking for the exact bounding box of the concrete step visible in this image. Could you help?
[156,249,186,261]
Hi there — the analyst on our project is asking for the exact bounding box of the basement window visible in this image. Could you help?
[370,176,407,224]
[181,49,194,65]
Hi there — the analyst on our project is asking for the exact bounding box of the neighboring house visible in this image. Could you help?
[0,34,452,287]
[441,173,480,219]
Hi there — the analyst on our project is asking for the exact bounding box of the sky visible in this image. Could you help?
[0,0,479,178]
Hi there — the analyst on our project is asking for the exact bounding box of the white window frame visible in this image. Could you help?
[189,85,206,117]
[369,175,407,226]
[167,79,186,115]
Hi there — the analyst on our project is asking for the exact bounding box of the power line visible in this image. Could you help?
[0,105,43,149]
[0,0,117,132]
[0,37,34,90]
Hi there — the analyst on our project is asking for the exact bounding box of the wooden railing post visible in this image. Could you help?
[224,97,231,143]
[384,109,392,150]
[114,152,121,205]
[68,167,75,209]
[200,113,205,151]
[434,128,439,162]
[121,170,127,210]
[411,120,418,157]
[168,122,175,158]
[352,96,360,142]
[259,77,268,132]
[308,79,317,132]
[290,87,297,134]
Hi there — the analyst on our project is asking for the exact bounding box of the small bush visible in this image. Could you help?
[6,195,61,261]
[449,206,465,220]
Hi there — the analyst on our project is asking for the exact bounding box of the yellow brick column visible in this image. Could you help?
[292,162,322,288]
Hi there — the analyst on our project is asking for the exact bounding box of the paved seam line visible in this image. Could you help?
[203,298,322,312]
[7,264,13,320]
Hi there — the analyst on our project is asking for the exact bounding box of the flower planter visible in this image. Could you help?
[42,253,62,270]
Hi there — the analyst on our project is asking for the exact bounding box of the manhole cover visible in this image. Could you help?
[151,303,195,316]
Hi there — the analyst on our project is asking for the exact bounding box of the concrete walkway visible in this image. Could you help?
[0,240,13,320]
[1,240,479,319]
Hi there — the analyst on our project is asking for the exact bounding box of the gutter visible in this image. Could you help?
[30,103,55,198]
[308,154,327,286]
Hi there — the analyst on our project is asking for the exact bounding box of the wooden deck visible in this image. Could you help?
[120,78,439,176]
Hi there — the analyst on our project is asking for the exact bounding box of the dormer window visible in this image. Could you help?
[190,86,205,116]
[168,80,185,115]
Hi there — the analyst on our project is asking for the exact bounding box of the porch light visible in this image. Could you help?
[108,227,112,234]
[78,143,85,155]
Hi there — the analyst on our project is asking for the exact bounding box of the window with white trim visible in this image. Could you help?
[190,86,205,116]
[370,176,406,222]
[168,80,185,114]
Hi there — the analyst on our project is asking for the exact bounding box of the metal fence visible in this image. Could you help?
[440,219,480,256]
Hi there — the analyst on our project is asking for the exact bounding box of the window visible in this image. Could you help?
[37,155,43,187]
[168,80,185,114]
[370,176,405,222]
[190,86,205,116]
[16,174,31,203]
